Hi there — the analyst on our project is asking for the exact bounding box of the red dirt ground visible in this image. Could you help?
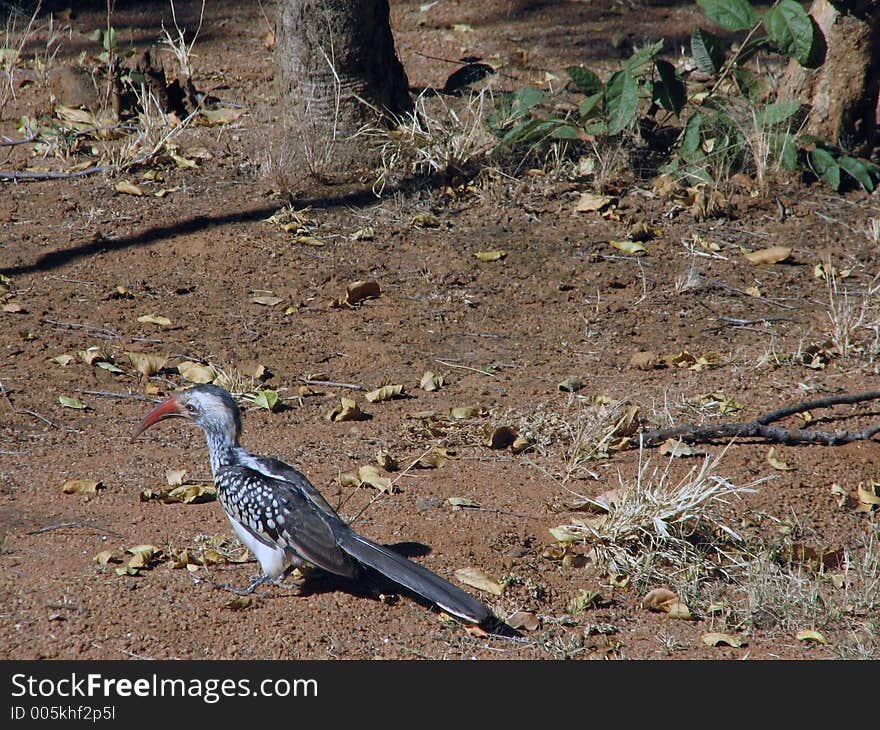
[1,0,879,660]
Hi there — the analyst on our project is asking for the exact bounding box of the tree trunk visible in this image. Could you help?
[779,0,880,156]
[275,0,412,177]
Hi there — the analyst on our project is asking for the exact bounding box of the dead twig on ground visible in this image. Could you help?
[26,521,125,538]
[639,390,880,447]
[0,381,79,432]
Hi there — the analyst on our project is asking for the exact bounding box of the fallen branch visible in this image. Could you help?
[639,390,880,447]
[0,167,108,182]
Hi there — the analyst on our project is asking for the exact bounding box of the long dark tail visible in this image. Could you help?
[335,530,492,624]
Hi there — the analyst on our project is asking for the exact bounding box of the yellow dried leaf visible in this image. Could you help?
[557,376,583,392]
[365,384,404,403]
[137,314,172,327]
[220,596,254,610]
[454,567,506,595]
[326,397,365,422]
[856,481,880,512]
[629,221,662,241]
[357,464,395,493]
[767,446,795,471]
[510,435,532,454]
[115,181,144,196]
[350,226,374,240]
[447,497,481,508]
[743,246,792,265]
[450,406,483,420]
[126,351,167,377]
[795,629,828,645]
[376,450,398,471]
[659,438,705,457]
[165,469,187,486]
[295,236,325,246]
[94,550,116,566]
[61,479,102,494]
[339,472,360,488]
[486,425,517,450]
[177,361,217,384]
[251,295,284,306]
[419,371,444,392]
[610,240,647,255]
[701,632,746,648]
[473,249,507,262]
[573,192,615,213]
[200,107,246,125]
[410,212,440,228]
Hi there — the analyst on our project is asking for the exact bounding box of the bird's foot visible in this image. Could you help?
[214,573,270,595]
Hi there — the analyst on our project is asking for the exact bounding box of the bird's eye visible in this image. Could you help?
[185,402,198,413]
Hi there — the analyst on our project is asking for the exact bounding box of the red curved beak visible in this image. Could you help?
[134,396,183,438]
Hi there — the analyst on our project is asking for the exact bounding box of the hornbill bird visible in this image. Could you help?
[134,384,493,625]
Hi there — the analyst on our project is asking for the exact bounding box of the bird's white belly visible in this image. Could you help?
[227,515,290,579]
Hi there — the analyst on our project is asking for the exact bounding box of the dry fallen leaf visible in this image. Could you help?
[419,371,444,392]
[659,438,705,457]
[573,192,615,213]
[767,446,795,471]
[221,596,255,611]
[114,180,144,196]
[486,425,517,450]
[473,249,508,262]
[447,496,481,508]
[557,376,584,392]
[177,361,217,384]
[454,567,506,595]
[610,239,647,255]
[357,465,395,493]
[642,588,691,619]
[61,479,103,494]
[856,481,880,512]
[200,107,247,125]
[375,450,398,471]
[333,280,381,308]
[743,245,792,265]
[365,384,404,403]
[58,395,86,409]
[137,314,172,327]
[701,632,746,648]
[410,212,440,228]
[126,351,168,377]
[506,610,540,631]
[795,629,828,645]
[251,295,284,306]
[450,406,484,420]
[326,397,365,422]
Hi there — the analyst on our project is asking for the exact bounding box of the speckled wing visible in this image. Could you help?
[217,464,359,579]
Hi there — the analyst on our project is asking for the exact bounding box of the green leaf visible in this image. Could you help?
[623,40,664,76]
[551,124,580,139]
[770,132,798,171]
[809,148,841,191]
[691,28,726,74]
[566,66,602,95]
[763,0,814,65]
[578,91,603,120]
[758,100,801,127]
[838,156,875,192]
[733,67,764,101]
[605,70,638,135]
[653,60,686,115]
[508,85,542,120]
[252,390,280,412]
[697,0,759,32]
[680,112,704,156]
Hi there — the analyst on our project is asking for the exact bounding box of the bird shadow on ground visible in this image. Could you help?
[215,541,518,636]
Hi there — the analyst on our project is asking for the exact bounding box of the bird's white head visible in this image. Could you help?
[134,384,243,449]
